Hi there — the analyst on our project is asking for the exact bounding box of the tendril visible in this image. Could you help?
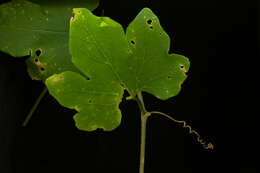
[149,111,214,150]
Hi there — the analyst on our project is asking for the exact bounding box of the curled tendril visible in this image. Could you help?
[149,111,214,150]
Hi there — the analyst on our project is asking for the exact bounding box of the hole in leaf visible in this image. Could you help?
[34,58,39,62]
[40,67,45,71]
[147,19,152,24]
[36,49,42,56]
[149,26,153,30]
[131,40,135,45]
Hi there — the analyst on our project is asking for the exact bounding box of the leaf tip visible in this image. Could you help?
[137,7,156,20]
[140,7,153,14]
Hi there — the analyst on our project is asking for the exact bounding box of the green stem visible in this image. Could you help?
[22,87,48,127]
[136,92,150,173]
[139,113,148,173]
[136,92,147,114]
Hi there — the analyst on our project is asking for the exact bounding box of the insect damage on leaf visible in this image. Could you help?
[35,49,42,56]
[46,8,190,131]
[0,0,99,81]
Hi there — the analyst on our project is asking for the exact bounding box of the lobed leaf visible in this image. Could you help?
[46,8,190,131]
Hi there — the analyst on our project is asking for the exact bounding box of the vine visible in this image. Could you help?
[0,1,214,172]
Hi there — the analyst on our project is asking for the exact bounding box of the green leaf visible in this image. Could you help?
[0,0,99,81]
[46,8,190,131]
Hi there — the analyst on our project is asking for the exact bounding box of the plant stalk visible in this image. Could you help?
[139,113,148,173]
[136,92,149,173]
[22,87,48,127]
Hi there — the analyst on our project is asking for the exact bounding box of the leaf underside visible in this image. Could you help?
[46,8,190,131]
[0,0,99,81]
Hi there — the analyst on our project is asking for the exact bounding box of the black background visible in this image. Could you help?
[0,0,259,172]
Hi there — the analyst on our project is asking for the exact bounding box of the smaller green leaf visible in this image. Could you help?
[0,0,99,81]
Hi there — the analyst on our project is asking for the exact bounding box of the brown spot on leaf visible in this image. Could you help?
[32,77,40,81]
[180,65,187,73]
[34,58,45,73]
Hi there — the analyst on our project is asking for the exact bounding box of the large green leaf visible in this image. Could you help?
[0,0,98,81]
[46,8,190,131]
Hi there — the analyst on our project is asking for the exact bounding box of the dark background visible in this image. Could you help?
[0,0,259,172]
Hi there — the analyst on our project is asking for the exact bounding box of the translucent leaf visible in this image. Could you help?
[0,0,99,81]
[46,8,190,131]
